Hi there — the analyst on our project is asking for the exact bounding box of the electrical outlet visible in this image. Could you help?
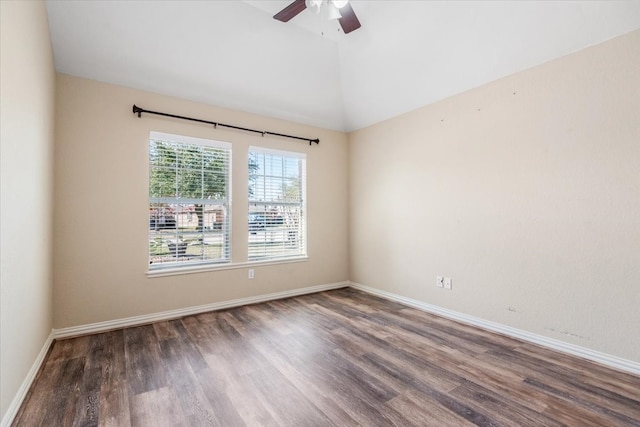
[248,269,254,279]
[444,277,452,290]
[436,276,444,288]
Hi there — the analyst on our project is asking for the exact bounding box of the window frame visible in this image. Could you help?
[248,146,307,262]
[148,131,232,271]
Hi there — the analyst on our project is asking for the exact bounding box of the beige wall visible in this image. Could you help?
[349,30,640,362]
[53,74,349,329]
[0,0,56,419]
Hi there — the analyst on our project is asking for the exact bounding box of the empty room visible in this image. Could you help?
[1,1,639,426]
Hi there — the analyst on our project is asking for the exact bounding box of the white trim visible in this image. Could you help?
[1,331,54,427]
[249,145,306,158]
[150,131,231,149]
[53,281,348,339]
[147,256,309,277]
[349,281,640,376]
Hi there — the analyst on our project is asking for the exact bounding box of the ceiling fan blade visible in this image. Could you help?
[338,3,361,34]
[274,0,307,22]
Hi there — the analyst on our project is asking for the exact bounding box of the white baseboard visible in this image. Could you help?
[1,331,54,427]
[53,281,349,339]
[349,281,640,376]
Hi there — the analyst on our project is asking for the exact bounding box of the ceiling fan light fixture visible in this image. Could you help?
[332,0,349,9]
[305,0,322,14]
[326,3,342,20]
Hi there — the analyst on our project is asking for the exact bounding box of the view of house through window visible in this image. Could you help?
[149,132,231,269]
[248,147,306,261]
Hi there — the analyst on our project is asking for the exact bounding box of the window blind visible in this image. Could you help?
[149,132,231,269]
[248,147,306,261]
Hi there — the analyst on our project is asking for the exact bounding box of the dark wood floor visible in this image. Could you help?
[13,288,640,426]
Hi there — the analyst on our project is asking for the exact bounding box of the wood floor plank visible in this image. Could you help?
[71,333,108,426]
[245,365,334,426]
[190,364,247,427]
[449,378,564,427]
[44,335,92,365]
[129,387,187,427]
[385,391,477,427]
[98,330,131,427]
[124,325,168,396]
[158,338,218,426]
[152,320,179,341]
[13,355,85,426]
[456,353,550,413]
[203,352,278,426]
[71,364,102,426]
[12,288,640,427]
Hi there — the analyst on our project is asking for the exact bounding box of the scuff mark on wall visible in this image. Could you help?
[545,327,590,341]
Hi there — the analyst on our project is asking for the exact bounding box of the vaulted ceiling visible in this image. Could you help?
[45,1,640,131]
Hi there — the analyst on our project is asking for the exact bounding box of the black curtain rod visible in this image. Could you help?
[132,105,320,145]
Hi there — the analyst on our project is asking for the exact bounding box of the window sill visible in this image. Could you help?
[147,256,309,278]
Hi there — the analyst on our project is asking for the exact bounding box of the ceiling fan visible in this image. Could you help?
[274,0,361,34]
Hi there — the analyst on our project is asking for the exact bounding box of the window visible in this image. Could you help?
[248,147,306,261]
[149,132,231,269]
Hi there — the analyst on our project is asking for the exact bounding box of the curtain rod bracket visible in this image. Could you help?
[133,104,143,118]
[131,104,319,145]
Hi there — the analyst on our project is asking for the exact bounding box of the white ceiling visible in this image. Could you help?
[44,1,640,132]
